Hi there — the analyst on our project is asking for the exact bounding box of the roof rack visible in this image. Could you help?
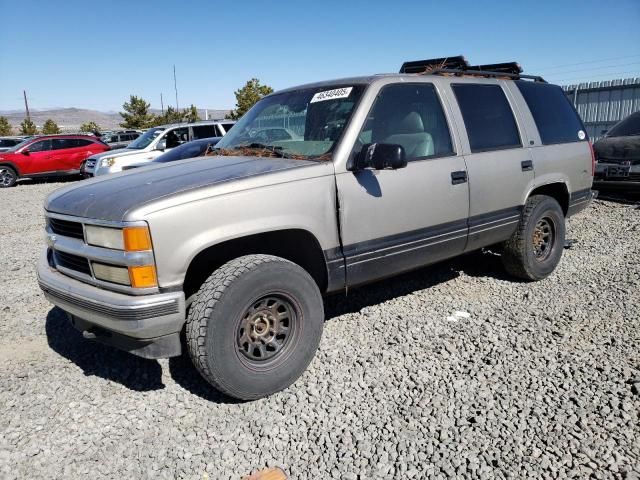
[399,56,469,74]
[400,57,546,83]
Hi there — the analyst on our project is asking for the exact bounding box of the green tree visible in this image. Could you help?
[0,116,12,136]
[228,78,273,120]
[119,95,156,129]
[19,118,38,135]
[80,121,101,134]
[41,119,61,134]
[182,104,201,123]
[157,106,183,125]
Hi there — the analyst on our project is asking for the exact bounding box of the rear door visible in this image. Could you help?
[447,81,535,251]
[50,138,80,171]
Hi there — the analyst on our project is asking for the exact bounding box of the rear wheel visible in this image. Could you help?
[0,166,17,188]
[185,254,324,400]
[501,195,566,281]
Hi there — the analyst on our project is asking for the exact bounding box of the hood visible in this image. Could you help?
[45,155,324,221]
[88,147,133,160]
[594,135,640,164]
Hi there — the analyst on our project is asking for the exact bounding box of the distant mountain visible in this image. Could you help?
[0,107,231,132]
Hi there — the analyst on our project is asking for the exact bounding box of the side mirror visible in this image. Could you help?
[22,149,30,155]
[156,139,166,151]
[352,143,407,171]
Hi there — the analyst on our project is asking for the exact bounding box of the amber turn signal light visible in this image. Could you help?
[128,265,158,288]
[123,226,152,251]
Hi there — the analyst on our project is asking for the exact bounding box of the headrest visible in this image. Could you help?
[394,112,424,134]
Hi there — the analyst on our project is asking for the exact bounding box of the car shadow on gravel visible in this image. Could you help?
[324,249,510,320]
[45,307,165,392]
[17,176,82,187]
[45,307,241,403]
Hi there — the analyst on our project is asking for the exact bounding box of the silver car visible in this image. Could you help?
[38,60,594,400]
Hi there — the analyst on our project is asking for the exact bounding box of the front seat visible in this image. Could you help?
[383,112,434,159]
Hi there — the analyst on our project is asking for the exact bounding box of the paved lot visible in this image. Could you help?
[0,180,639,479]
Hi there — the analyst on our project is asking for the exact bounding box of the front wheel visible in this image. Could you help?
[185,254,324,400]
[0,166,17,188]
[501,195,566,281]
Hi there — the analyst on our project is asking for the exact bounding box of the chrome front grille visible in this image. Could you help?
[54,250,91,276]
[49,218,84,240]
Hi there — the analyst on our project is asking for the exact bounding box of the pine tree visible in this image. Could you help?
[19,118,38,135]
[0,116,12,136]
[119,95,157,129]
[41,119,61,134]
[228,79,274,120]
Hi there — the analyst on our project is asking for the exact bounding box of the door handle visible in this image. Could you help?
[451,171,467,185]
[521,160,534,171]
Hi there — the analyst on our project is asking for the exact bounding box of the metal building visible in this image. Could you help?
[563,78,640,140]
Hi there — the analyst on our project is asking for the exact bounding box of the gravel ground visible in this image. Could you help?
[0,180,639,479]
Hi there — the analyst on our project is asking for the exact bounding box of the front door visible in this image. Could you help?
[20,139,55,174]
[336,82,470,287]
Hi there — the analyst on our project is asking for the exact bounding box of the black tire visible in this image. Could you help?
[501,195,566,281]
[0,166,17,188]
[185,254,324,400]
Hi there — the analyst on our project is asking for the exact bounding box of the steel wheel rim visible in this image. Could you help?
[237,294,297,363]
[0,168,15,187]
[532,217,555,261]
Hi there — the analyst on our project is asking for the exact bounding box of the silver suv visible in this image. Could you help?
[84,120,235,176]
[38,60,594,400]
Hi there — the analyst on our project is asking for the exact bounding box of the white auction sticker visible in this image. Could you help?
[577,130,586,140]
[310,87,353,103]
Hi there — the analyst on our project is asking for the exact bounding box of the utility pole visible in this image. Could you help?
[173,65,179,111]
[23,90,31,121]
[160,93,164,114]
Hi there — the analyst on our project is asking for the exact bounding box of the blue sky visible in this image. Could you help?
[1,0,639,112]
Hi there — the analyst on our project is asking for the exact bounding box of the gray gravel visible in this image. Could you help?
[1,180,639,479]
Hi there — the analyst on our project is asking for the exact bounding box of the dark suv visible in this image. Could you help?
[594,111,640,190]
[0,135,110,187]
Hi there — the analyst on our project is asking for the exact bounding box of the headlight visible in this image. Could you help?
[101,157,116,167]
[84,225,152,251]
[85,225,124,249]
[85,225,157,288]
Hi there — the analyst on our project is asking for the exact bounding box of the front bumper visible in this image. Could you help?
[37,248,186,358]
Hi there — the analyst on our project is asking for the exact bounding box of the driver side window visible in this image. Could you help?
[27,140,52,152]
[358,83,454,162]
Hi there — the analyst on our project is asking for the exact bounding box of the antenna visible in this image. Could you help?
[173,65,179,111]
[160,93,164,114]
[23,90,31,121]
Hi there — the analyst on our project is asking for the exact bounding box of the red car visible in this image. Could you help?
[0,135,110,188]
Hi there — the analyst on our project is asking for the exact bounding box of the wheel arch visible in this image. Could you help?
[0,162,20,176]
[526,181,570,216]
[182,228,329,300]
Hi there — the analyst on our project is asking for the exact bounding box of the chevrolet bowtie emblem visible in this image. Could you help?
[47,234,57,247]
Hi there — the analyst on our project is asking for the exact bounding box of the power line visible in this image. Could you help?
[556,70,640,84]
[528,53,640,71]
[543,62,640,77]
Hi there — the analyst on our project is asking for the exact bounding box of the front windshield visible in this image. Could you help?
[126,128,165,149]
[215,84,365,160]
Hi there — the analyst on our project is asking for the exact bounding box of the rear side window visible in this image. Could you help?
[76,139,93,147]
[516,81,586,144]
[452,84,521,152]
[192,125,217,139]
[222,123,235,133]
[52,139,76,150]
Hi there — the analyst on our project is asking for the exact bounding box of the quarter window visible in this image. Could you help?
[358,83,454,161]
[452,84,521,152]
[515,81,587,144]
